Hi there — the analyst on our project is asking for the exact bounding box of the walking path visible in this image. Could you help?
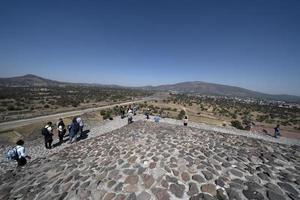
[0,98,154,131]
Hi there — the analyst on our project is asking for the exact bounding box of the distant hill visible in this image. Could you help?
[0,74,122,88]
[0,74,65,87]
[141,81,300,103]
[1,75,299,103]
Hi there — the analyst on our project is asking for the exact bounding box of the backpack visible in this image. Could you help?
[41,127,48,136]
[6,147,19,161]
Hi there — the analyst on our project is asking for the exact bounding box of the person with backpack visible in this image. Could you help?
[6,139,32,167]
[57,118,66,144]
[69,117,79,143]
[76,116,84,139]
[42,122,54,149]
[16,140,31,166]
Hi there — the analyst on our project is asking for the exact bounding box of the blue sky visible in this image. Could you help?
[0,0,299,95]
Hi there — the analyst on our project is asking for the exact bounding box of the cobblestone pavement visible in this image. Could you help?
[0,119,299,200]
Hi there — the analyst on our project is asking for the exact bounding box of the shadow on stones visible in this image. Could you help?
[77,130,90,141]
[53,138,70,148]
[52,130,90,148]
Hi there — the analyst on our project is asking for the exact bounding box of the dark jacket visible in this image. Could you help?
[69,122,79,137]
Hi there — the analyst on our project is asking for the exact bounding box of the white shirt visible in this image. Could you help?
[76,117,84,127]
[45,125,52,132]
[16,145,26,159]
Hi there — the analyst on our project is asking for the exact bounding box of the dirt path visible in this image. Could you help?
[0,98,154,131]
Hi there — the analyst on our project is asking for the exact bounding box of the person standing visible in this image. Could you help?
[183,116,188,126]
[274,124,281,138]
[57,118,66,144]
[15,140,31,166]
[69,117,79,143]
[76,116,84,138]
[43,122,54,149]
[128,109,133,124]
[145,108,150,119]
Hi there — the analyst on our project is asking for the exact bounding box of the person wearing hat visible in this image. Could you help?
[57,118,66,144]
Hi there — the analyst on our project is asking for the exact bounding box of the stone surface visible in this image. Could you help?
[170,183,185,198]
[0,119,299,200]
[242,189,264,200]
[230,169,243,177]
[151,187,170,200]
[181,172,190,182]
[278,182,299,195]
[125,175,139,185]
[137,191,151,200]
[201,184,217,196]
[142,174,155,189]
[187,182,199,196]
[192,174,205,183]
[202,170,214,180]
[267,190,286,200]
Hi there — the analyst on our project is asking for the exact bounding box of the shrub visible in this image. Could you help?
[71,101,80,107]
[100,110,106,116]
[177,109,186,120]
[231,120,244,130]
[103,111,112,120]
[7,105,15,111]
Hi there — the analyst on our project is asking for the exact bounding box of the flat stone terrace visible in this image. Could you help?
[0,121,299,200]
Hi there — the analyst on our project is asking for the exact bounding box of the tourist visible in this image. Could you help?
[57,118,66,144]
[154,115,160,123]
[120,106,125,118]
[128,109,133,124]
[76,116,84,138]
[69,117,79,143]
[145,108,150,119]
[43,122,54,149]
[183,116,188,126]
[15,139,31,166]
[274,124,281,138]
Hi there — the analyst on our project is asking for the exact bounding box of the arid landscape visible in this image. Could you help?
[0,75,299,146]
[0,75,300,144]
[1,1,300,199]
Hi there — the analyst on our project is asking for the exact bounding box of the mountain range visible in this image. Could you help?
[1,74,299,103]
